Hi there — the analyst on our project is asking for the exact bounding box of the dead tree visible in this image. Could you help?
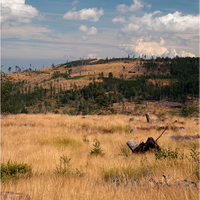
[127,137,160,153]
[145,113,152,123]
[126,140,137,153]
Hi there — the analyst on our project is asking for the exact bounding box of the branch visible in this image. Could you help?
[155,126,168,142]
[182,169,200,181]
[162,172,169,185]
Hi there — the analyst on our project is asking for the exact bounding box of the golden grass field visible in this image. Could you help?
[5,60,158,92]
[1,113,199,199]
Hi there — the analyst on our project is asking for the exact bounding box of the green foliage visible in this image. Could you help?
[190,145,199,163]
[189,145,200,179]
[54,155,85,177]
[181,106,198,117]
[40,137,82,150]
[119,145,130,157]
[1,161,32,181]
[90,139,104,156]
[140,156,148,166]
[1,57,199,115]
[54,155,71,176]
[155,147,185,160]
[54,110,59,114]
[82,136,89,143]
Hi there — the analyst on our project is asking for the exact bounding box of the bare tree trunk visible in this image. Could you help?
[145,113,152,123]
[126,140,137,153]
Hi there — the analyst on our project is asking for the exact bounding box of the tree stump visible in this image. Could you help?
[126,140,137,153]
[145,113,152,123]
[127,137,160,153]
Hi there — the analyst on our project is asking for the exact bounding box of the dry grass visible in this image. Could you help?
[1,114,199,199]
[5,60,142,91]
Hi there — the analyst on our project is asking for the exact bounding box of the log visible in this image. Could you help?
[126,140,137,153]
[145,113,152,123]
[127,137,160,153]
[142,137,160,152]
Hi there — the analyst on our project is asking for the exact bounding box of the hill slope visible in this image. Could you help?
[1,57,199,117]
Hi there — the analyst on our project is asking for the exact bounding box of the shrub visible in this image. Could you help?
[181,106,198,117]
[82,136,89,143]
[119,145,130,157]
[54,110,59,114]
[55,155,71,176]
[155,147,185,160]
[90,139,104,156]
[190,145,199,162]
[1,161,32,181]
[54,155,85,177]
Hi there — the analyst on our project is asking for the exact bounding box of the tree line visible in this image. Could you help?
[1,57,199,115]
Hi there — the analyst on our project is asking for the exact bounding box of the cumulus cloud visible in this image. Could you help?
[117,0,144,13]
[2,0,38,24]
[112,16,126,24]
[87,54,98,59]
[79,25,98,40]
[117,11,199,35]
[118,37,195,58]
[176,51,195,58]
[63,8,104,22]
[119,38,169,58]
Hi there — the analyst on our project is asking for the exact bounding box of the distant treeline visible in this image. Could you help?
[1,57,199,114]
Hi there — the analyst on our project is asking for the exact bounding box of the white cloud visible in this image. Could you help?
[177,51,196,58]
[119,38,169,58]
[146,4,152,9]
[119,11,199,35]
[79,25,98,40]
[63,8,104,22]
[87,54,98,59]
[112,16,126,24]
[2,24,52,38]
[71,1,79,6]
[117,0,144,13]
[118,38,196,58]
[2,0,38,24]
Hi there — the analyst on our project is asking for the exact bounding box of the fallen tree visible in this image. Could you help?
[127,126,168,153]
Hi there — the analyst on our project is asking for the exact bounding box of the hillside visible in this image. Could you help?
[1,57,199,117]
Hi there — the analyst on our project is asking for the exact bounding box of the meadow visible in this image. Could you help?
[1,113,199,200]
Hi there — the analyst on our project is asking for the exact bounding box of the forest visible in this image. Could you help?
[1,56,199,116]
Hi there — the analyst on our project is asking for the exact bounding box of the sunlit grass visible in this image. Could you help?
[1,113,199,200]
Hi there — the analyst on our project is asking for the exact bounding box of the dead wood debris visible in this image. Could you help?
[127,137,160,153]
[127,126,168,153]
[171,134,199,140]
[149,170,199,189]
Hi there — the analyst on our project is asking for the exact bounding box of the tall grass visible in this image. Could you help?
[1,114,199,199]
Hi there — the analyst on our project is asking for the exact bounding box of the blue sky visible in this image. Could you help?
[1,0,199,72]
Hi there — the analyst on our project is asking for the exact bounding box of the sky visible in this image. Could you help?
[1,0,199,72]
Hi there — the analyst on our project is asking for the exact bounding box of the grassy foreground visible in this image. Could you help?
[1,114,199,200]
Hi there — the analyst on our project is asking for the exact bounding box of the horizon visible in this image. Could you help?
[2,0,199,73]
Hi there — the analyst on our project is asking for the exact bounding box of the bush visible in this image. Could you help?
[90,139,104,156]
[155,147,185,160]
[181,106,198,117]
[1,161,32,181]
[119,145,130,157]
[54,110,59,114]
[55,155,85,177]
